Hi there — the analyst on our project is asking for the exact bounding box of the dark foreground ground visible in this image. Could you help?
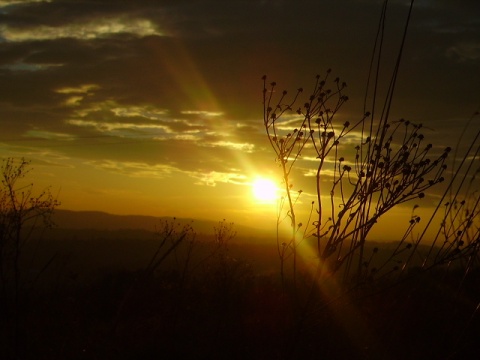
[1,233,479,360]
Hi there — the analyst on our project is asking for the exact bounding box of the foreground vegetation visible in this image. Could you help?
[0,214,478,359]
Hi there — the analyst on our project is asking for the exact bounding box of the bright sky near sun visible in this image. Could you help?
[0,0,479,238]
[252,178,278,203]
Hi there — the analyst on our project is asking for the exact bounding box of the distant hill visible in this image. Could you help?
[51,209,271,238]
[22,210,279,276]
[29,210,439,275]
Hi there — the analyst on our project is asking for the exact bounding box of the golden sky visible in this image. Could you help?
[0,0,479,238]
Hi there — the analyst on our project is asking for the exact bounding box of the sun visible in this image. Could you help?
[252,178,279,202]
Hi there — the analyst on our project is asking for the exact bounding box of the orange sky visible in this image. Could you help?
[0,0,479,240]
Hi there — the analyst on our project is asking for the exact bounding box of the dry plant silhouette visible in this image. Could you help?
[262,72,450,285]
[0,158,59,359]
[262,0,479,358]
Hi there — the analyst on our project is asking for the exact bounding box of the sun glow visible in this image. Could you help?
[252,178,279,202]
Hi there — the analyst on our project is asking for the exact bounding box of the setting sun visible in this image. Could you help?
[252,178,279,202]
